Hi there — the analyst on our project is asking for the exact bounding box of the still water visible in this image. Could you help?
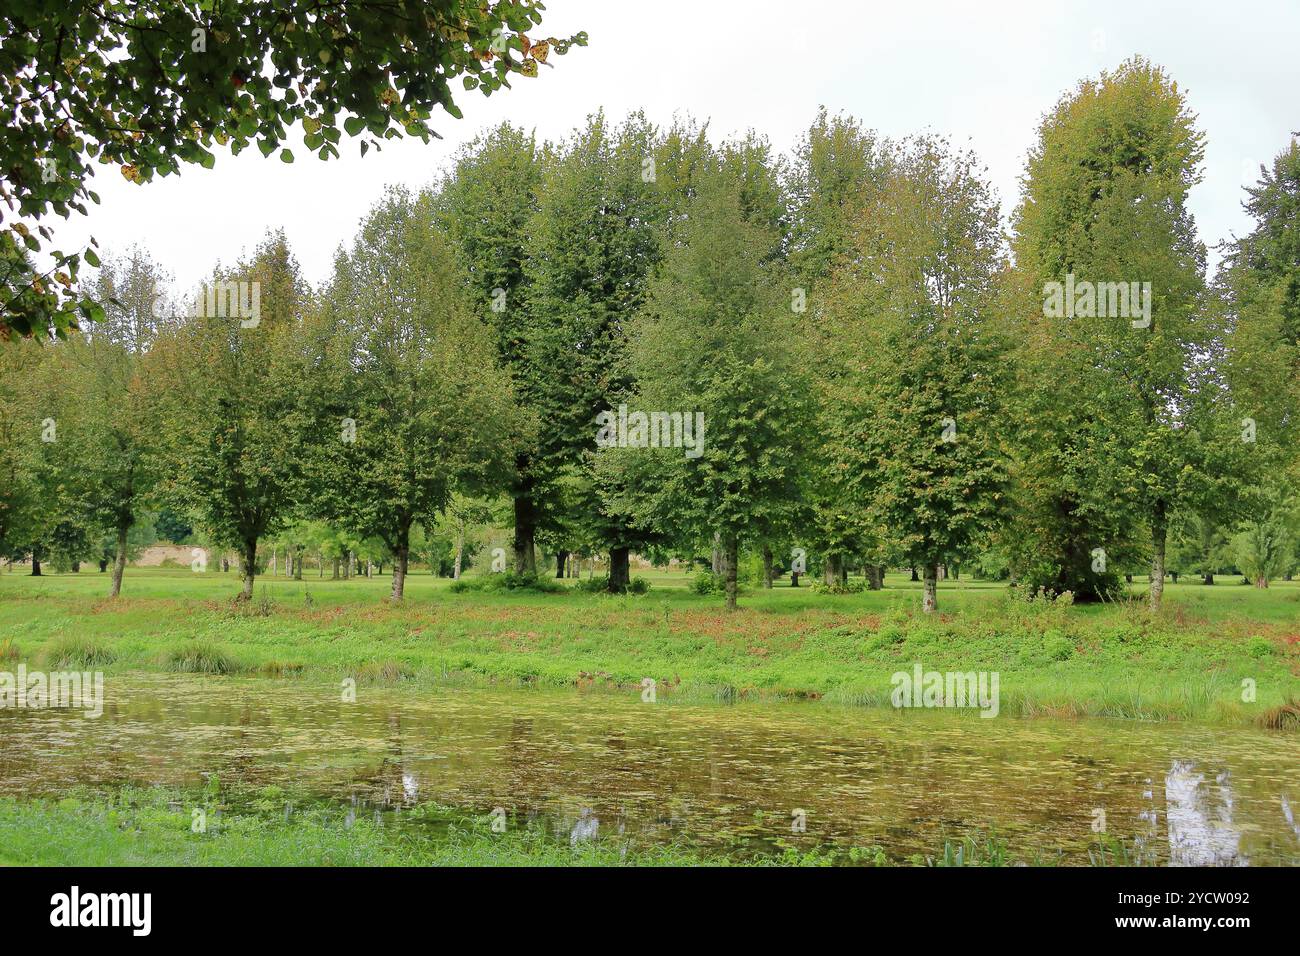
[1,674,1297,864]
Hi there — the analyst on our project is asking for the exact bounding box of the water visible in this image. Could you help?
[1,674,1297,865]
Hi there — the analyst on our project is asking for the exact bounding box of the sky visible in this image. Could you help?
[57,0,1300,292]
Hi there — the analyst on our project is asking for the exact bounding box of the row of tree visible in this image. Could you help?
[1,58,1296,611]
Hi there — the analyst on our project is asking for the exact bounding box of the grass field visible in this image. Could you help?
[2,565,1297,725]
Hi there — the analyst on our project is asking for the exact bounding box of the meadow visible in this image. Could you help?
[2,566,1297,725]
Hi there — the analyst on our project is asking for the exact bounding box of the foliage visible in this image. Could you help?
[1,1,585,339]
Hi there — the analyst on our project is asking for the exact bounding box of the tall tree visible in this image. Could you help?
[155,231,312,599]
[623,159,809,610]
[1009,58,1237,609]
[824,137,1009,612]
[433,123,550,575]
[789,110,896,585]
[523,111,668,590]
[318,189,523,599]
[51,247,168,595]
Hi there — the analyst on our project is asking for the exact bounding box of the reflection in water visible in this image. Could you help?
[0,674,1297,866]
[570,808,599,846]
[1164,761,1244,866]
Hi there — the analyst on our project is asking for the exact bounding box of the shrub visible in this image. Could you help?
[691,572,723,595]
[1246,636,1276,659]
[574,575,650,594]
[1043,631,1074,662]
[450,572,564,594]
[163,640,245,675]
[811,579,866,595]
[41,634,117,669]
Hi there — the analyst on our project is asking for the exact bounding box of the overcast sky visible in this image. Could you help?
[60,0,1300,291]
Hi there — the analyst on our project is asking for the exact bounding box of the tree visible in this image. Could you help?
[0,340,44,556]
[825,137,1009,613]
[317,189,522,599]
[1233,480,1298,587]
[1,1,585,340]
[48,247,167,595]
[432,123,548,575]
[155,231,313,599]
[1008,58,1240,609]
[623,158,809,610]
[523,111,669,591]
[789,110,895,587]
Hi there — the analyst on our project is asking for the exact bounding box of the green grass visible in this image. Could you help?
[0,787,737,866]
[1,566,1297,725]
[0,785,1048,867]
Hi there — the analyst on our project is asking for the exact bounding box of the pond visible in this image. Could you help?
[1,674,1297,865]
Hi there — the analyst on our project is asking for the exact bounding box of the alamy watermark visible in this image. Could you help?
[1043,273,1151,328]
[0,665,104,718]
[153,280,261,327]
[890,662,999,718]
[595,404,705,459]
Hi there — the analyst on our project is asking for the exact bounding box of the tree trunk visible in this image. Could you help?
[98,559,108,572]
[70,560,80,573]
[824,553,838,586]
[453,531,464,580]
[1202,572,1213,585]
[711,532,721,575]
[331,557,340,580]
[868,565,884,590]
[239,537,257,601]
[222,557,229,573]
[556,550,569,579]
[1149,508,1167,611]
[1254,575,1269,589]
[910,565,919,582]
[608,547,630,593]
[723,535,739,611]
[513,492,537,576]
[294,546,304,581]
[762,545,774,589]
[950,564,959,580]
[110,522,129,597]
[391,521,411,601]
[30,549,42,576]
[922,563,938,613]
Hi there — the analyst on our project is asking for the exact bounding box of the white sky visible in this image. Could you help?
[59,0,1300,291]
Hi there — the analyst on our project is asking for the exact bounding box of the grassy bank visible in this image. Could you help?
[0,785,1044,867]
[1,568,1297,725]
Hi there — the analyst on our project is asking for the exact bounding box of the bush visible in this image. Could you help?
[1043,631,1074,662]
[691,572,723,595]
[162,640,245,674]
[811,579,866,595]
[41,634,117,669]
[449,572,564,594]
[1246,636,1277,659]
[574,575,651,594]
